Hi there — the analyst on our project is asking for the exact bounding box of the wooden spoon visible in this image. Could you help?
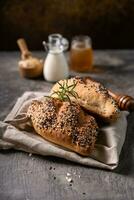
[17,38,43,78]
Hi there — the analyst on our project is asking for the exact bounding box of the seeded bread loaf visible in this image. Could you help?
[51,77,120,121]
[27,97,98,156]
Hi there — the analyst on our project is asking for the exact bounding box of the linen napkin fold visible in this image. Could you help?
[0,92,129,170]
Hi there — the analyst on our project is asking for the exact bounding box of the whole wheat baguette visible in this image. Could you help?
[51,77,120,121]
[27,97,98,156]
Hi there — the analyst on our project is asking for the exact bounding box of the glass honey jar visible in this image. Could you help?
[70,35,93,72]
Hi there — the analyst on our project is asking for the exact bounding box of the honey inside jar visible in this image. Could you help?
[70,36,93,72]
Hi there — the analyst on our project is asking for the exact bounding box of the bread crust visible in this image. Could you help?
[51,77,120,121]
[27,97,98,156]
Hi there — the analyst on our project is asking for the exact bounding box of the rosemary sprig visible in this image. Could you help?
[44,95,51,98]
[51,80,79,103]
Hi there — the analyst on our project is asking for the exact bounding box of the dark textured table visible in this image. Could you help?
[0,51,134,200]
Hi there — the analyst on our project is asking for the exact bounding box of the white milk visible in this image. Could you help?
[43,34,69,82]
[43,50,69,82]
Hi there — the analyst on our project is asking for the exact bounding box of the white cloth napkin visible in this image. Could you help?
[0,92,129,170]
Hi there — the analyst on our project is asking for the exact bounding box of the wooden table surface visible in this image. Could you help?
[0,51,134,200]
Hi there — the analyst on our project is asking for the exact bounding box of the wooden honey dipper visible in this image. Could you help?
[108,90,134,111]
[17,38,43,78]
